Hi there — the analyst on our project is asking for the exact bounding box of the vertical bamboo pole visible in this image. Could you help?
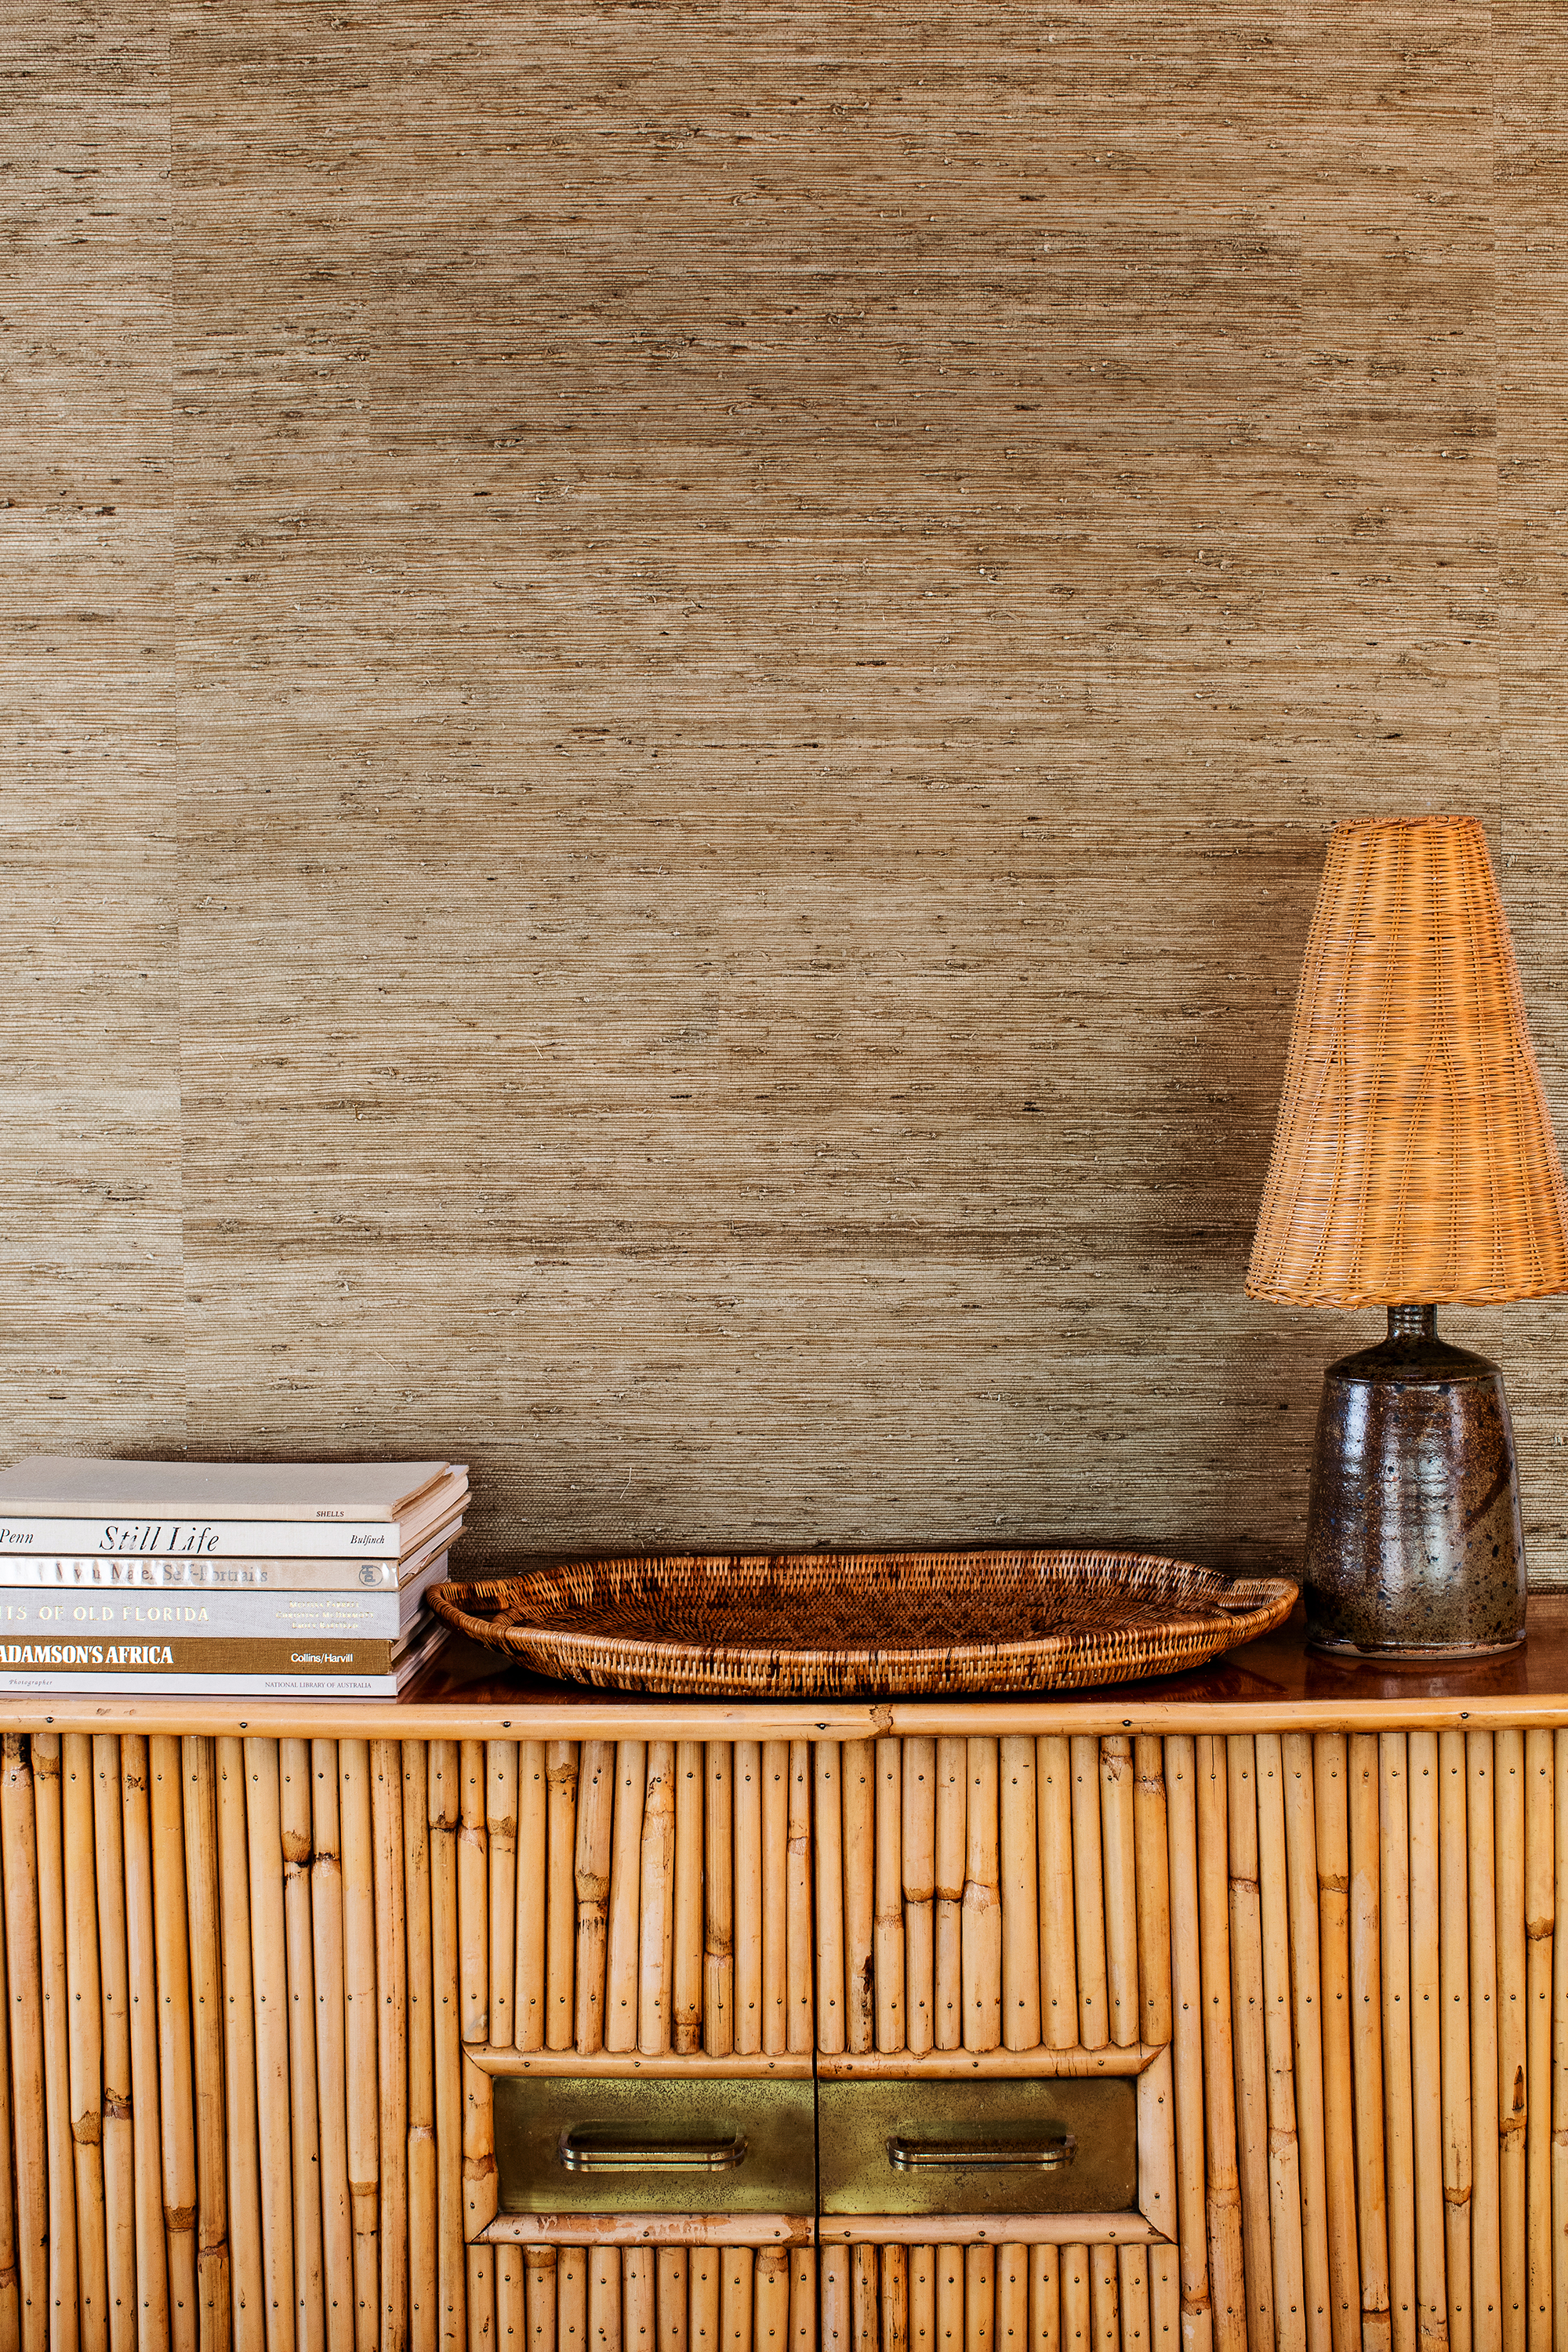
[1069,1737,1107,2051]
[1377,1736,1416,2352]
[909,2249,936,2352]
[560,2253,586,2352]
[1551,1727,1568,2352]
[789,2254,813,2352]
[468,2249,495,2352]
[34,1733,82,2351]
[546,1743,579,2055]
[1194,1736,1243,2352]
[965,2246,995,2352]
[996,2248,1026,2352]
[1524,1729,1553,2352]
[1408,1732,1446,2352]
[1496,1728,1527,2352]
[278,1740,324,2352]
[245,1739,296,2352]
[488,1744,519,2051]
[91,1737,132,2352]
[1028,2247,1058,2352]
[1058,2251,1089,2352]
[786,1742,812,2055]
[496,2249,523,2350]
[723,2251,755,2352]
[0,1747,16,2352]
[999,1737,1040,2053]
[755,2249,790,2352]
[1087,2250,1117,2352]
[934,1739,967,2054]
[639,1744,677,2055]
[1225,1737,1273,2352]
[935,2252,963,2352]
[459,1740,488,2052]
[849,2249,876,2352]
[1282,1730,1331,2352]
[903,1739,937,2058]
[964,1738,1002,2054]
[1313,1734,1363,2352]
[876,1738,906,2053]
[1099,1738,1137,2052]
[841,1740,875,2057]
[655,2250,685,2352]
[707,1746,737,2060]
[674,1742,706,2058]
[734,1740,765,2057]
[405,1744,437,2352]
[430,1744,464,2352]
[372,1743,411,2342]
[310,1741,354,2352]
[1254,1733,1305,2352]
[689,2252,717,2352]
[150,1733,197,2352]
[573,1742,615,2057]
[1439,1728,1472,2352]
[623,2250,654,2352]
[2,1733,47,2352]
[62,1733,109,2351]
[881,2245,909,2352]
[605,1742,648,2056]
[526,2249,557,2352]
[1118,2250,1149,2352]
[1165,1736,1211,2352]
[340,1740,380,2352]
[1133,1737,1171,2049]
[762,1742,790,2057]
[1467,1734,1501,2352]
[122,1737,169,2350]
[820,2252,848,2352]
[181,1738,231,2352]
[1146,2252,1178,2352]
[515,1744,547,2056]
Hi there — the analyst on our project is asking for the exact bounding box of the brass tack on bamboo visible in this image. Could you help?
[370,1748,412,2333]
[755,2247,791,2352]
[1494,1726,1527,2352]
[820,2250,849,2352]
[875,1738,906,2053]
[1097,1740,1136,2053]
[1163,1737,1209,2352]
[965,2244,995,2352]
[515,1742,548,2058]
[673,1742,705,2057]
[244,1739,296,2352]
[122,1737,170,2351]
[1132,1739,1171,2053]
[1118,2249,1149,2352]
[724,2249,756,2352]
[786,1743,812,2056]
[573,1742,616,2056]
[459,1739,489,2050]
[1058,2250,1089,2352]
[90,1737,132,2352]
[1223,1737,1272,2352]
[1192,1737,1243,2352]
[762,1740,791,2058]
[182,1737,232,2352]
[999,1737,1040,2054]
[655,2248,686,2352]
[707,1745,739,2059]
[150,1733,198,2351]
[1466,1734,1501,2352]
[902,1739,937,2058]
[1312,1733,1363,2352]
[0,1734,43,2352]
[309,1739,353,2352]
[606,1740,649,2056]
[1028,2246,1058,2352]
[1407,1731,1446,2352]
[848,2248,877,2352]
[623,2247,655,2352]
[639,1743,677,2054]
[1523,1727,1552,2352]
[488,1743,520,2052]
[339,1739,382,2350]
[935,2249,964,2352]
[1087,2250,1117,2352]
[469,2249,496,2352]
[963,1738,1002,2055]
[498,2248,525,2347]
[1377,1736,1415,2352]
[690,2249,719,2352]
[1252,1735,1304,2344]
[1069,1737,1107,2053]
[528,2246,560,2352]
[404,1743,437,2352]
[1281,1730,1330,2352]
[278,1740,323,2352]
[1035,1738,1076,2056]
[546,1741,580,2056]
[61,1732,110,2352]
[995,2245,1025,2352]
[842,1740,876,2057]
[934,1738,967,2056]
[1438,1729,1472,2352]
[881,2243,909,2352]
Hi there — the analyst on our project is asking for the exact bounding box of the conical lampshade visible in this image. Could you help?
[1247,814,1568,1307]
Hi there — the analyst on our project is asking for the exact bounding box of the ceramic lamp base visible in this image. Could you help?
[1303,1305,1527,1660]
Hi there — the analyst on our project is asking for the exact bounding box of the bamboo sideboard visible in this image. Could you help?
[7,1606,1568,2352]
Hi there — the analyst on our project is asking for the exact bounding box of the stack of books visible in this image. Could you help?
[0,1456,467,1697]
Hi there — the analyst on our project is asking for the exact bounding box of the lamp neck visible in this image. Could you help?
[1388,1304,1437,1343]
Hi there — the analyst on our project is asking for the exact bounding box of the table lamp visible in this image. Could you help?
[1246,813,1568,1657]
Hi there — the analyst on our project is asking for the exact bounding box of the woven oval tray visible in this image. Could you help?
[429,1548,1297,1697]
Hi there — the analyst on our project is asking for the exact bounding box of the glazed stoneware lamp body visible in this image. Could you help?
[1247,815,1568,1657]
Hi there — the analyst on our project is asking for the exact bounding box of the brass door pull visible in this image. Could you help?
[558,2127,750,2174]
[886,2134,1076,2172]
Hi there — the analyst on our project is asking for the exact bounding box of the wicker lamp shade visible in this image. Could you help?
[1247,813,1568,1308]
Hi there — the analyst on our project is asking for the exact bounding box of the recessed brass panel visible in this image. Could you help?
[818,2077,1138,2217]
[493,2074,816,2215]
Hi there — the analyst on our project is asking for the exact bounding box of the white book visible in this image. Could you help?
[0,1611,450,1696]
[0,1552,448,1642]
[0,1483,468,1563]
[0,1521,459,1592]
[0,1456,455,1519]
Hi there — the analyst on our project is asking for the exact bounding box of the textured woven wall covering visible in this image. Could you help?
[4,2,1567,1582]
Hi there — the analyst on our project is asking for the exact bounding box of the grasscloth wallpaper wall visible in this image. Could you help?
[5,2,1567,1581]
